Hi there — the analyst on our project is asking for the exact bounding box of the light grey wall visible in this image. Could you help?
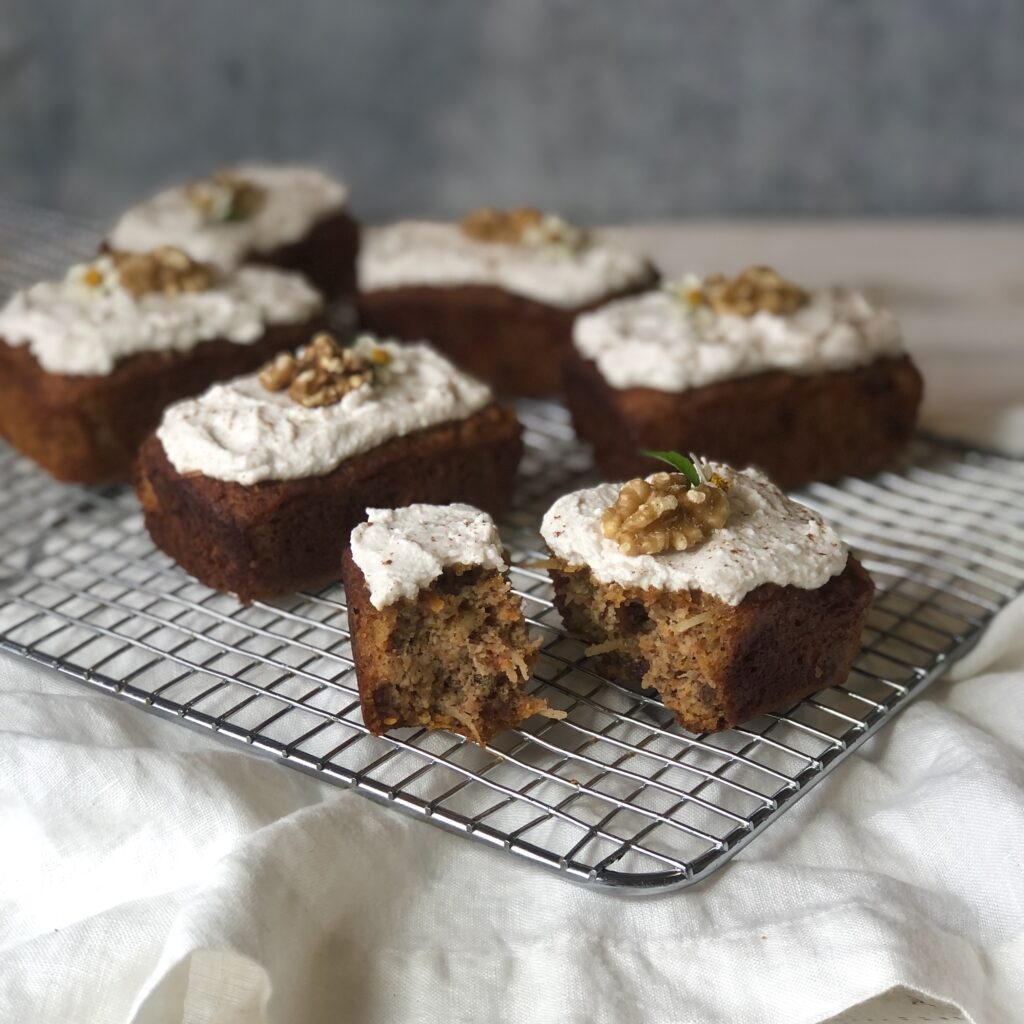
[2,0,1022,222]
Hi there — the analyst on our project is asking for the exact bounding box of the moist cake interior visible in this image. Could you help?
[551,562,737,731]
[371,566,545,744]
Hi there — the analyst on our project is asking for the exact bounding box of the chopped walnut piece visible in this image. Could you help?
[601,472,730,556]
[258,352,298,392]
[111,246,218,297]
[461,207,543,243]
[185,170,266,223]
[460,207,586,250]
[702,265,809,318]
[258,332,384,408]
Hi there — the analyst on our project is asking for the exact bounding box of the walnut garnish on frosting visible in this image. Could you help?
[460,207,587,251]
[665,267,809,318]
[259,332,392,408]
[185,170,266,224]
[601,452,730,556]
[111,246,219,297]
[703,266,809,317]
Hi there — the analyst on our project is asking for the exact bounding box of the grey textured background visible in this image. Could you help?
[1,0,1022,223]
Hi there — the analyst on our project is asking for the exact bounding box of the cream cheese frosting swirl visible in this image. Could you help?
[108,165,347,270]
[358,221,653,309]
[350,504,507,609]
[157,338,493,485]
[573,284,904,391]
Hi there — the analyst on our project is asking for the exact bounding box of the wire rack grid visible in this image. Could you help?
[2,202,1023,894]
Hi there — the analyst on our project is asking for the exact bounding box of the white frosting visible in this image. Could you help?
[107,165,347,270]
[358,221,653,309]
[157,338,493,485]
[540,465,848,606]
[350,504,507,609]
[0,257,322,376]
[573,285,904,391]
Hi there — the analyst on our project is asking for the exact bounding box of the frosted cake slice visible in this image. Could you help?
[343,504,550,745]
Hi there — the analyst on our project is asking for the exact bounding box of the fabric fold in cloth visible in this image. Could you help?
[2,585,1023,1024]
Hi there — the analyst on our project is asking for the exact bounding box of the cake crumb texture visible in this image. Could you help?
[549,557,873,734]
[343,554,546,745]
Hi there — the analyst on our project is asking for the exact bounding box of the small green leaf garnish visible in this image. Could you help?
[641,449,701,487]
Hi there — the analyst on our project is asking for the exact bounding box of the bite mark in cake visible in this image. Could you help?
[541,455,872,733]
[343,504,548,744]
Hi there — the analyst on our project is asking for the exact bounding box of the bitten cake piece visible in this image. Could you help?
[343,504,549,744]
[565,267,924,487]
[136,333,523,602]
[540,453,874,733]
[357,209,657,396]
[106,165,359,300]
[0,248,323,483]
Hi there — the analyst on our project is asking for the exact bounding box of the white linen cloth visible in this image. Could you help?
[3,222,1024,1023]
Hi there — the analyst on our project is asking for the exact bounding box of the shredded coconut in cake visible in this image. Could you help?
[541,464,848,606]
[350,504,507,609]
[107,165,347,270]
[358,221,652,308]
[573,284,904,391]
[156,338,493,485]
[0,257,322,376]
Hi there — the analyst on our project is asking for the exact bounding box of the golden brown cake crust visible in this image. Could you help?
[135,403,523,603]
[548,557,874,734]
[0,316,324,484]
[562,351,924,488]
[356,272,659,397]
[342,553,545,744]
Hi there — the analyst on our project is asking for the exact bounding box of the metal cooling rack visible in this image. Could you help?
[2,202,1024,894]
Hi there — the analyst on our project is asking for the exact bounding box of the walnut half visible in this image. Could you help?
[601,472,729,556]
